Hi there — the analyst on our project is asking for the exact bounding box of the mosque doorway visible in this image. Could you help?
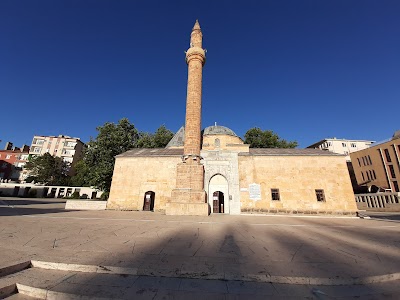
[143,191,155,211]
[212,191,224,213]
[208,174,229,214]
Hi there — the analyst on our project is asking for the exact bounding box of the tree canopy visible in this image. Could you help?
[78,118,140,193]
[137,125,174,148]
[71,120,174,195]
[24,153,69,185]
[244,127,298,148]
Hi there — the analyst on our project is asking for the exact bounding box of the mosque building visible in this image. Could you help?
[107,21,357,216]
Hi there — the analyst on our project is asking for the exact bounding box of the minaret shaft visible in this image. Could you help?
[183,20,206,161]
[184,59,203,157]
[167,20,208,216]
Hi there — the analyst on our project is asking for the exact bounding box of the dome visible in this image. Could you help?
[203,125,238,137]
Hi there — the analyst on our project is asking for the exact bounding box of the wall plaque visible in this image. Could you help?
[249,183,261,200]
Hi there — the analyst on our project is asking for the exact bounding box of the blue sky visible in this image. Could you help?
[1,1,399,149]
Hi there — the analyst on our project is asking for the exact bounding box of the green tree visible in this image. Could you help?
[69,159,91,187]
[136,132,155,148]
[24,153,69,185]
[152,125,174,147]
[244,127,298,148]
[137,125,174,148]
[75,118,139,193]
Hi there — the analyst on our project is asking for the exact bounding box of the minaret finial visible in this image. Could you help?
[193,20,201,31]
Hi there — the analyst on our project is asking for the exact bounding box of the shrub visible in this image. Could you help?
[80,193,89,199]
[28,189,37,198]
[70,191,80,199]
[100,192,109,201]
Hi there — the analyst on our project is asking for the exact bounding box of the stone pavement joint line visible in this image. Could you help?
[27,260,400,286]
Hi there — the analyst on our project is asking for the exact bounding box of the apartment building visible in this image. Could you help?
[307,138,375,161]
[0,142,30,181]
[29,135,85,173]
[350,131,400,192]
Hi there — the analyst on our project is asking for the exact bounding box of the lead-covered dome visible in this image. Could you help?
[203,125,238,137]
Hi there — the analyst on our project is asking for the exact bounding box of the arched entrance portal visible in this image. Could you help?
[208,174,229,214]
[143,191,155,211]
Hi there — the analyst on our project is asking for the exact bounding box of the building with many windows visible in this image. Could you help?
[307,138,375,161]
[29,135,85,174]
[0,142,30,181]
[350,131,400,192]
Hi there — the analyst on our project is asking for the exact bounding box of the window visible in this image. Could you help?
[271,189,280,201]
[369,170,374,181]
[389,165,396,178]
[6,155,11,159]
[362,157,366,166]
[316,189,325,202]
[357,158,361,167]
[351,143,356,148]
[367,171,370,180]
[361,172,365,181]
[393,181,399,192]
[32,138,44,145]
[372,170,376,179]
[214,138,220,147]
[342,143,347,147]
[384,149,392,162]
[344,151,349,155]
[33,147,41,153]
[368,155,372,165]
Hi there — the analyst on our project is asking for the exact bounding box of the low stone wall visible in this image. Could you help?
[0,183,102,199]
[355,192,400,212]
[65,200,107,210]
[241,208,357,216]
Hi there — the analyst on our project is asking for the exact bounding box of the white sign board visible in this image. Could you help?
[249,183,261,200]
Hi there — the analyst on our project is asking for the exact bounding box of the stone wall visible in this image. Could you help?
[238,155,357,214]
[107,156,180,211]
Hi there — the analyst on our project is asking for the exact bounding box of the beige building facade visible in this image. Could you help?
[108,126,357,215]
[350,131,400,192]
[307,138,374,161]
[107,21,357,215]
[29,135,84,174]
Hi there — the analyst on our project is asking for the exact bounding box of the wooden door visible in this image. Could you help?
[213,192,219,213]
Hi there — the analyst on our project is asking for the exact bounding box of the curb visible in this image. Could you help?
[31,260,400,286]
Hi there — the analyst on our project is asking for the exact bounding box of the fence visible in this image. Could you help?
[355,192,400,212]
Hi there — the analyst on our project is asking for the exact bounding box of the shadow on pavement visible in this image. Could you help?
[0,207,72,217]
[0,199,66,206]
[0,198,68,216]
[27,214,399,299]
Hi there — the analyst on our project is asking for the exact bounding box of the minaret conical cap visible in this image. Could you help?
[193,20,201,30]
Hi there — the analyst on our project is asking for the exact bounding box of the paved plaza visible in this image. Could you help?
[0,197,399,299]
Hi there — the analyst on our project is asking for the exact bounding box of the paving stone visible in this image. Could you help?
[226,280,277,295]
[132,276,181,290]
[179,278,228,293]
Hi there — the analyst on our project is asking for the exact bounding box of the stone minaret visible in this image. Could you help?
[166,20,208,216]
[183,20,205,159]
